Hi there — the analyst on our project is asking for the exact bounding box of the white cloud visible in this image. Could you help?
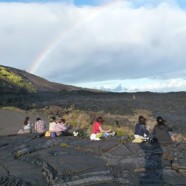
[76,78,186,92]
[0,1,186,92]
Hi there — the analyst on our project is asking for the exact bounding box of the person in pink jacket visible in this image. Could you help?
[55,118,72,136]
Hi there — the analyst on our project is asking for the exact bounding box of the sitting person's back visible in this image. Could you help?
[34,118,46,137]
[134,116,149,138]
[23,116,32,133]
[49,116,57,132]
[55,118,68,136]
[153,116,172,144]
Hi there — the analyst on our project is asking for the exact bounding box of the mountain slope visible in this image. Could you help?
[0,65,85,93]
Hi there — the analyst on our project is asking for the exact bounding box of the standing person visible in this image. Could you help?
[34,118,46,137]
[23,116,33,133]
[152,116,173,144]
[134,116,149,139]
[55,118,72,136]
[90,116,114,140]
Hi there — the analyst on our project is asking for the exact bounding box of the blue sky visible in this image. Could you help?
[131,0,186,9]
[0,0,101,4]
[1,0,186,92]
[1,0,186,8]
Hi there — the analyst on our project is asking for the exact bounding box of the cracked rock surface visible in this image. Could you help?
[0,134,186,186]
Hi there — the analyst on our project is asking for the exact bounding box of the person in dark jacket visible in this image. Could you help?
[152,116,173,144]
[134,116,149,138]
[153,116,174,164]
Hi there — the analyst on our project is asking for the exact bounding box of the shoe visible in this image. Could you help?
[111,132,115,136]
[73,131,78,136]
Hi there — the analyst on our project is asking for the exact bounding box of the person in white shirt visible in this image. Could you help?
[49,116,57,132]
[23,116,33,133]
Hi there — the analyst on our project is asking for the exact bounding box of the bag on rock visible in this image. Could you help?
[45,131,51,137]
[50,132,56,138]
[132,136,143,143]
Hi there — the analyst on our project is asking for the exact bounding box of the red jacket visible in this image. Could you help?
[92,121,101,134]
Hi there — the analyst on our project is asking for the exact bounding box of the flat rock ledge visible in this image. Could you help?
[0,134,186,186]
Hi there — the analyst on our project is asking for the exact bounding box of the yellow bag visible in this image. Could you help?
[45,131,51,137]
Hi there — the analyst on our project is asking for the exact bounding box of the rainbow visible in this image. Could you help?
[28,0,122,74]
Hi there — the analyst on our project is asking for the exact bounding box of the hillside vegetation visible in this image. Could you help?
[0,66,36,93]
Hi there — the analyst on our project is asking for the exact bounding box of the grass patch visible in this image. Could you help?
[1,106,23,112]
[60,143,69,147]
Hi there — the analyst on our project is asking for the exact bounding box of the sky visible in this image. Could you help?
[1,0,186,92]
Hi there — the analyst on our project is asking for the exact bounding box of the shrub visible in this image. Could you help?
[115,129,125,136]
[115,127,133,137]
[63,109,91,128]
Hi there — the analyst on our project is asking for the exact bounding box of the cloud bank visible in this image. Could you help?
[0,0,186,92]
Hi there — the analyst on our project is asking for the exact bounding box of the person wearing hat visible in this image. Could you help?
[134,116,149,139]
[152,116,173,144]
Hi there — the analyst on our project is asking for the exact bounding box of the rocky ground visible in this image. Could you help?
[0,134,185,186]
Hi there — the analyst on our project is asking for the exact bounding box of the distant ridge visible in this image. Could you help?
[0,65,91,93]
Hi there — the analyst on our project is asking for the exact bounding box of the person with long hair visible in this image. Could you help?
[23,116,33,133]
[153,116,174,165]
[152,116,173,144]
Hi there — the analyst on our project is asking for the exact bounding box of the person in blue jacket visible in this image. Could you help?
[134,115,149,138]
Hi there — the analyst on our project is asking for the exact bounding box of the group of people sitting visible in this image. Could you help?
[18,116,72,138]
[134,115,174,144]
[47,116,73,137]
[18,115,115,140]
[18,115,174,144]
